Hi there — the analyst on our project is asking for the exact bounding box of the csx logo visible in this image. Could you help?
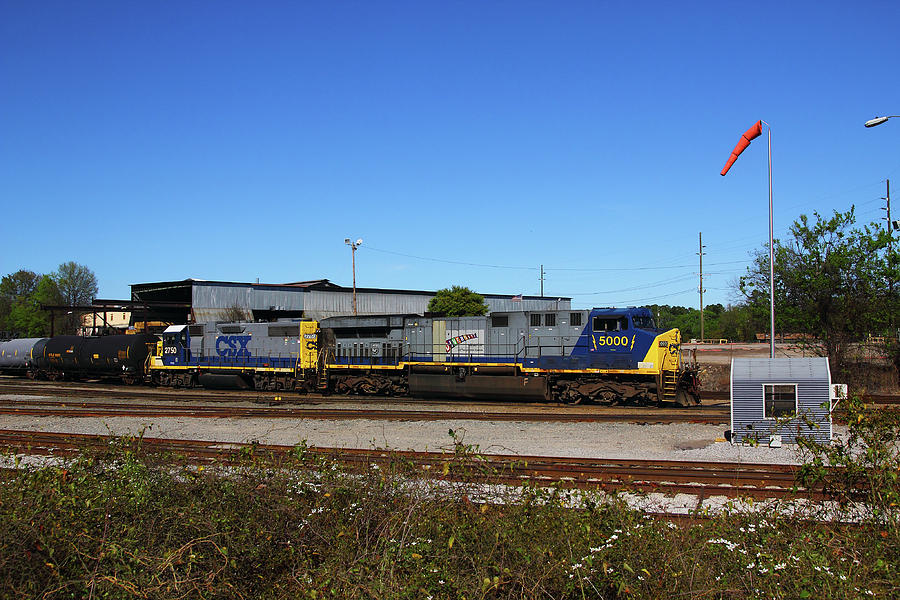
[216,335,252,358]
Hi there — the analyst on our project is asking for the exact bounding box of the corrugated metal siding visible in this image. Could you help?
[190,281,573,321]
[304,291,428,319]
[304,292,572,319]
[731,358,832,444]
[192,284,305,312]
[488,299,572,312]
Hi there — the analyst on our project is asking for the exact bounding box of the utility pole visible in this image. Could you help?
[883,180,894,331]
[698,232,706,342]
[539,264,546,298]
[883,179,893,272]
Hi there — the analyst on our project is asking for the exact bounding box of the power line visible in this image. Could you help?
[366,245,749,273]
[364,246,539,270]
[558,273,696,296]
[588,287,697,305]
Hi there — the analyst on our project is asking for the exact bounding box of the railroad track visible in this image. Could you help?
[0,397,728,424]
[0,379,731,424]
[5,378,899,405]
[0,429,813,500]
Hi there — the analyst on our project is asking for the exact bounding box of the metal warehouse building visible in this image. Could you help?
[730,357,835,445]
[129,278,571,328]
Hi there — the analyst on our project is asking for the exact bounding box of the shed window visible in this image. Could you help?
[764,384,797,418]
[544,313,556,327]
[492,315,509,328]
[530,314,542,327]
[570,313,582,327]
[593,316,628,332]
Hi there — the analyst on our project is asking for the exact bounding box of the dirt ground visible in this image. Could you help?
[684,342,899,393]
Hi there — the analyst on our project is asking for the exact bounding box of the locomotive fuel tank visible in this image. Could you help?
[408,372,550,400]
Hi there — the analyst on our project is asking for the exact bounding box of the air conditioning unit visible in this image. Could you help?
[830,383,847,400]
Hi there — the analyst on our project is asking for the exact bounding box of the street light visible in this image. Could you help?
[344,237,363,315]
[864,115,900,128]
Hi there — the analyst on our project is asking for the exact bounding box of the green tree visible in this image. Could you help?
[717,304,757,342]
[0,270,40,335]
[739,208,896,373]
[427,286,489,317]
[54,261,98,307]
[53,262,99,335]
[8,276,62,336]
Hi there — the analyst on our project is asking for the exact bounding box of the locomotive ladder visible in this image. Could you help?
[315,349,331,390]
[661,371,679,398]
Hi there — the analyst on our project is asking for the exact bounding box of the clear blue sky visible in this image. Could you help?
[3,1,899,309]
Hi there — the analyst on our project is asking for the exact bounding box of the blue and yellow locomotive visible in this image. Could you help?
[148,307,700,405]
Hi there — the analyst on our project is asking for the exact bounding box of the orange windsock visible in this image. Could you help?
[720,120,763,176]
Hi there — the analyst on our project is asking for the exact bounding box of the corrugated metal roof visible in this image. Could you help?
[732,357,830,381]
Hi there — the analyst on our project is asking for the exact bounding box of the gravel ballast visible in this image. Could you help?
[0,393,840,464]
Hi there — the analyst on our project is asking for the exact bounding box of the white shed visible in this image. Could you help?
[730,358,836,445]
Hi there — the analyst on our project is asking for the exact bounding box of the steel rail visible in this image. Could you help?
[0,429,818,500]
[0,398,728,424]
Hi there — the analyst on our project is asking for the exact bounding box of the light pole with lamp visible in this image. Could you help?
[344,238,362,315]
[865,115,899,333]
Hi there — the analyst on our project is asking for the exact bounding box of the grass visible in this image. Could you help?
[1,403,898,599]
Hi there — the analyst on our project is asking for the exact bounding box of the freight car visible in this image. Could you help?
[30,334,159,384]
[0,338,47,375]
[149,307,701,405]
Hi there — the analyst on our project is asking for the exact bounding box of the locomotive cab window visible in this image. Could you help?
[593,317,628,332]
[530,314,542,327]
[764,384,797,419]
[570,313,582,327]
[632,315,656,330]
[544,314,556,327]
[492,315,509,328]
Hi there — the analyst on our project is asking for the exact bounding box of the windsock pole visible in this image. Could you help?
[720,120,775,358]
[764,122,774,359]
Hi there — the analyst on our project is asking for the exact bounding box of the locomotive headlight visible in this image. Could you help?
[658,341,669,348]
